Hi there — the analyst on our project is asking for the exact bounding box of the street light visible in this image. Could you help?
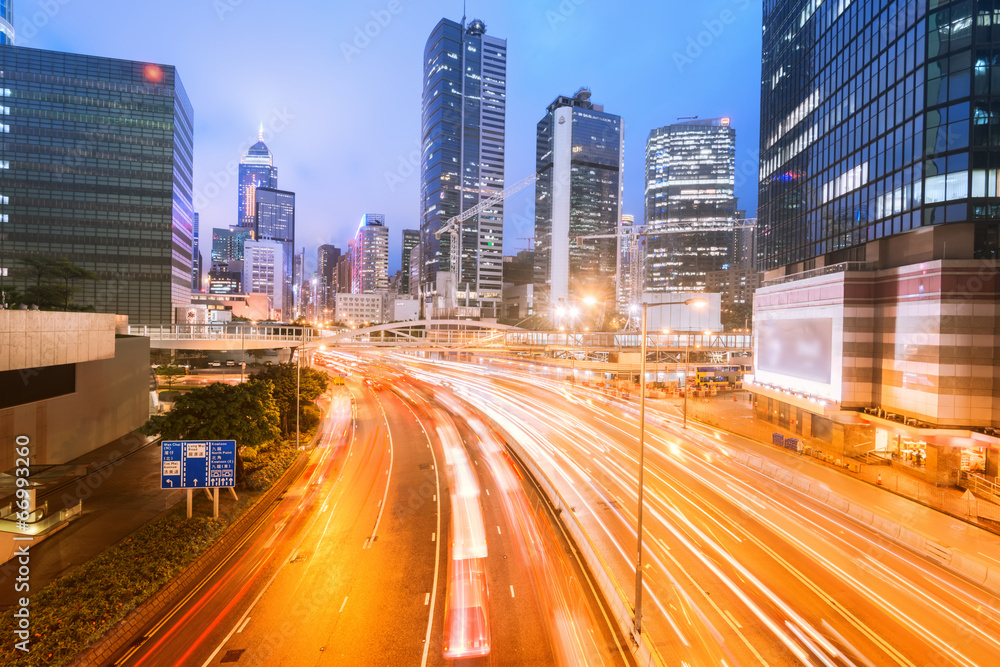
[634,297,708,638]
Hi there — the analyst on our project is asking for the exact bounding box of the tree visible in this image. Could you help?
[155,365,186,389]
[142,381,281,487]
[16,255,98,310]
[250,362,329,436]
[722,302,753,332]
[50,258,98,311]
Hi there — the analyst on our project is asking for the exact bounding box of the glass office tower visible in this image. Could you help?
[238,136,278,231]
[644,118,738,293]
[253,187,295,311]
[420,17,506,318]
[759,0,1000,271]
[750,0,1000,467]
[0,0,13,44]
[352,214,389,294]
[401,229,420,295]
[534,88,623,319]
[0,46,194,323]
[192,212,202,291]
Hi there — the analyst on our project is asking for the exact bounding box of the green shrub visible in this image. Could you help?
[0,515,225,666]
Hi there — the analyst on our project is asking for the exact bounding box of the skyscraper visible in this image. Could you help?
[318,244,341,309]
[751,0,1000,471]
[352,214,389,294]
[534,88,623,321]
[243,239,284,318]
[618,214,643,311]
[0,46,193,323]
[254,187,295,313]
[238,131,278,231]
[401,229,420,295]
[0,0,13,44]
[192,213,203,291]
[211,227,252,264]
[420,17,506,318]
[644,118,738,293]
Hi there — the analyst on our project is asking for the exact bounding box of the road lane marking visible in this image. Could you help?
[724,610,742,629]
[396,397,442,667]
[236,617,251,634]
[485,488,490,496]
[510,585,515,598]
[367,398,396,547]
[496,525,501,535]
[431,532,435,542]
[424,593,430,606]
[262,521,286,549]
[339,597,348,613]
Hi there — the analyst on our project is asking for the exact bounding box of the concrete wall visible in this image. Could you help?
[0,311,116,372]
[0,336,150,468]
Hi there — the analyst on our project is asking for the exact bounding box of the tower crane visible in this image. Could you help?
[432,172,540,308]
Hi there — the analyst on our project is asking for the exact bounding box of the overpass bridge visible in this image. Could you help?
[131,320,752,362]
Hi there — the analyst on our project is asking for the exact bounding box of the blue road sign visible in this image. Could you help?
[161,440,236,489]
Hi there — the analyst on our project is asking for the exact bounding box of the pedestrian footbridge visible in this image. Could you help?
[131,320,752,360]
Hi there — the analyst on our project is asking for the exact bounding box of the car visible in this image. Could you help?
[208,361,222,368]
[264,360,273,366]
[225,360,236,367]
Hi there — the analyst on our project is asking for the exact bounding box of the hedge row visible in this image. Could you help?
[0,433,311,666]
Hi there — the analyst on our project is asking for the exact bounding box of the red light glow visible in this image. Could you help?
[143,64,164,83]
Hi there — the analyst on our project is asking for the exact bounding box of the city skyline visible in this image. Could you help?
[7,0,762,275]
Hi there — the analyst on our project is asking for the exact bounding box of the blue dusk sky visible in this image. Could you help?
[14,0,763,273]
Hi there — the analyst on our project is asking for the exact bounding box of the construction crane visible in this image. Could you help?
[432,172,540,305]
[573,218,758,328]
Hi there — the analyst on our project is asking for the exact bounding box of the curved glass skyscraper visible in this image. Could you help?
[0,0,13,45]
[238,134,278,230]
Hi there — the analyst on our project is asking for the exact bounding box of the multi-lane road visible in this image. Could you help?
[113,365,631,666]
[391,354,1000,667]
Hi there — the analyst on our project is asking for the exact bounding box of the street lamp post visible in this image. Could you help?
[296,344,301,449]
[634,297,708,638]
[634,303,649,636]
[240,324,245,383]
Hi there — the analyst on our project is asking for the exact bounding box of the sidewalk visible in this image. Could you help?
[654,391,1000,537]
[0,431,176,609]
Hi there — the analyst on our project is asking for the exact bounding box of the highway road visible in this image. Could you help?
[388,354,1000,667]
[113,367,630,666]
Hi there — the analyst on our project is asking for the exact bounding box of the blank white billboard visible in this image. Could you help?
[757,318,833,384]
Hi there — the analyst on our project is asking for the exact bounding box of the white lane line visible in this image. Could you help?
[431,532,436,542]
[236,617,251,634]
[496,525,501,535]
[424,593,430,606]
[485,488,490,496]
[262,521,285,550]
[399,399,442,667]
[368,398,396,546]
[509,585,515,598]
[433,495,436,502]
[339,596,348,613]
